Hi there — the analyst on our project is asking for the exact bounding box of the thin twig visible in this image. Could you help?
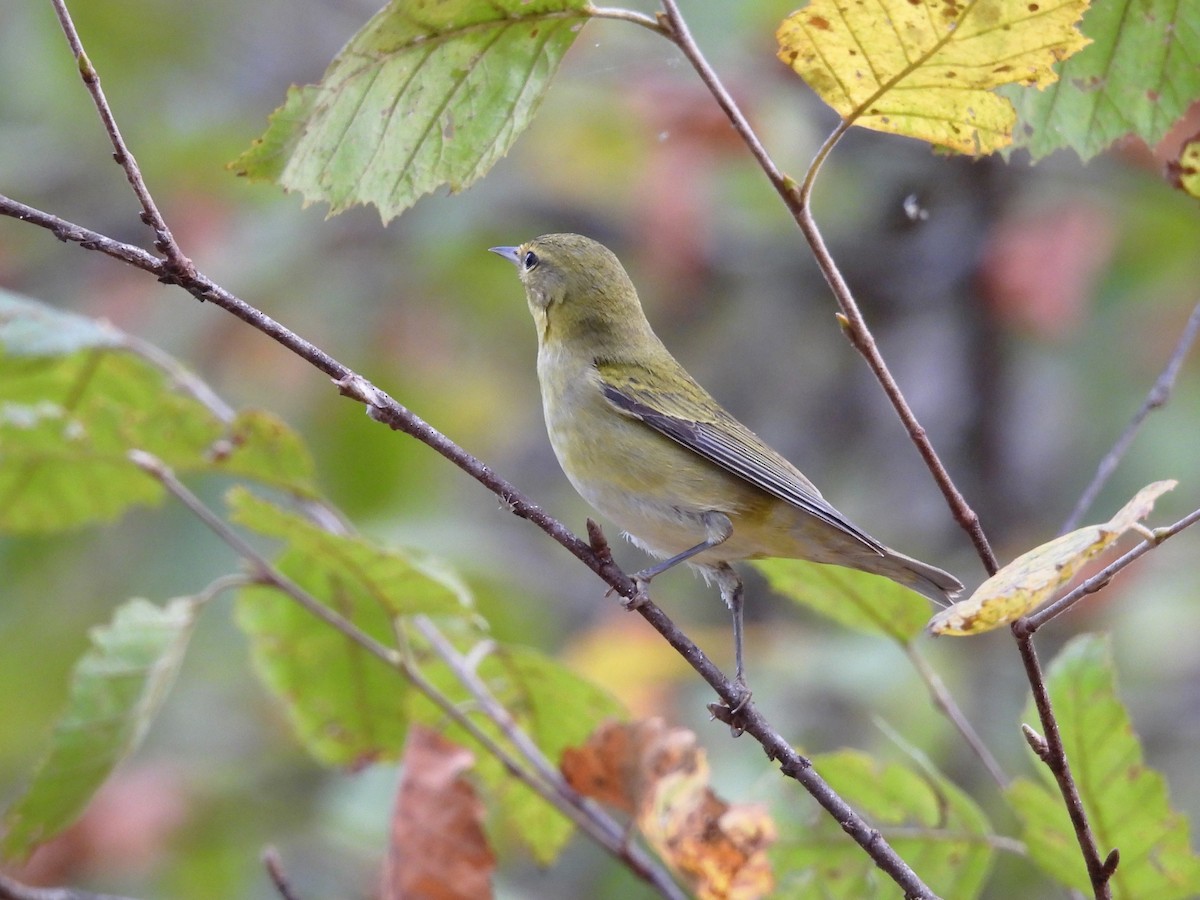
[905,646,1008,789]
[1017,506,1200,635]
[1061,300,1200,533]
[262,847,302,900]
[48,0,193,280]
[0,874,138,900]
[130,451,685,900]
[410,619,692,899]
[1012,639,1113,899]
[656,0,997,576]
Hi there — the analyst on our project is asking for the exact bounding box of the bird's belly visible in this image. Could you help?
[547,410,766,564]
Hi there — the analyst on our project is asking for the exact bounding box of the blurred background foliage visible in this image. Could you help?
[1,0,1199,897]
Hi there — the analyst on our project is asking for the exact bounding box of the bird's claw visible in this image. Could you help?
[624,576,651,609]
[605,577,650,610]
[707,681,753,737]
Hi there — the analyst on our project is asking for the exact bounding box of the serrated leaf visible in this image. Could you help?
[773,749,993,899]
[776,0,1090,155]
[230,488,472,765]
[753,559,930,642]
[930,480,1175,635]
[204,409,319,498]
[231,0,590,222]
[1,598,199,858]
[0,292,220,533]
[1004,0,1200,161]
[1008,635,1200,897]
[0,293,320,532]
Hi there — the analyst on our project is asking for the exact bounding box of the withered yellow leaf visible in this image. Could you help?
[776,0,1091,154]
[1168,133,1200,200]
[929,480,1176,635]
[562,719,776,899]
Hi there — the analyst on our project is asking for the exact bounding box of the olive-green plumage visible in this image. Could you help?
[491,233,961,684]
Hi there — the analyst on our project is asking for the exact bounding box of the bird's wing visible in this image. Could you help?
[597,362,884,555]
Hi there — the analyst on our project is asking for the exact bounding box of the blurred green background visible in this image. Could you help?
[2,0,1199,897]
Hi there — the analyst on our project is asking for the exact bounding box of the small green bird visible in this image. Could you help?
[491,233,962,690]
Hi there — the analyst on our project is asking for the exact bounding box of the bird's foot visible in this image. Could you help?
[707,677,753,737]
[606,575,650,610]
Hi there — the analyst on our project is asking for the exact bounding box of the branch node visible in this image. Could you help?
[1021,723,1051,762]
[1101,847,1120,879]
[586,518,614,562]
[335,373,384,408]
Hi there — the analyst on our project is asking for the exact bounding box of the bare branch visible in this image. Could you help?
[655,0,997,576]
[48,0,193,280]
[1017,506,1200,634]
[1061,300,1200,533]
[131,452,686,900]
[1011,638,1114,899]
[905,646,1008,789]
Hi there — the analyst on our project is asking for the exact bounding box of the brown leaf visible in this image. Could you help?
[563,719,775,900]
[381,726,494,900]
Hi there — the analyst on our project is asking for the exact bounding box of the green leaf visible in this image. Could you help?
[1,598,199,858]
[203,409,319,499]
[231,488,471,765]
[1003,0,1200,161]
[1007,634,1200,897]
[230,0,591,222]
[475,645,626,864]
[0,293,320,532]
[753,559,930,642]
[0,293,222,533]
[773,749,993,899]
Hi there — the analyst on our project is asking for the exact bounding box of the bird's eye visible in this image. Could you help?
[523,250,539,271]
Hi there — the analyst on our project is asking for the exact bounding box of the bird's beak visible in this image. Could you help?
[488,246,521,266]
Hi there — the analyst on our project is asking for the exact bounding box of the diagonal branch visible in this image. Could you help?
[655,0,998,576]
[1061,300,1200,533]
[48,0,193,280]
[0,190,941,899]
[129,451,687,900]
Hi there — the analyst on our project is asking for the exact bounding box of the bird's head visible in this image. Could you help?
[490,233,652,351]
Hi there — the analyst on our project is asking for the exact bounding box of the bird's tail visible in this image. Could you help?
[878,548,964,606]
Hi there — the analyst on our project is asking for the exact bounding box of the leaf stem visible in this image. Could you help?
[586,5,666,34]
[905,646,1008,789]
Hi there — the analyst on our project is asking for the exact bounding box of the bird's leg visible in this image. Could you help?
[626,512,733,608]
[714,564,752,713]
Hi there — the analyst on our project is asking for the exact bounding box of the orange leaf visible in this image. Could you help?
[563,719,775,899]
[381,726,495,900]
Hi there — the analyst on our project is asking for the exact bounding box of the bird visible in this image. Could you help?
[490,233,961,693]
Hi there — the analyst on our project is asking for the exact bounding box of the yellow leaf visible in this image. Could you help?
[776,0,1091,154]
[1168,132,1200,200]
[929,480,1176,635]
